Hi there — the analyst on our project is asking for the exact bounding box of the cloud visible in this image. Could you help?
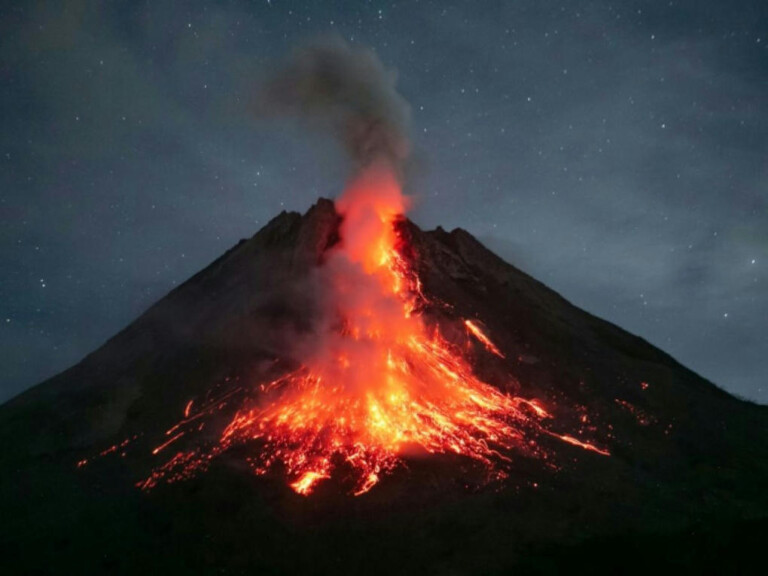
[260,36,411,178]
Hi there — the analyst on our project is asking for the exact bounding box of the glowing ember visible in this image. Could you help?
[464,319,505,358]
[129,162,609,496]
[291,471,331,496]
[554,434,611,456]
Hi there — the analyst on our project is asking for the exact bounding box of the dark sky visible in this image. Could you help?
[1,0,766,404]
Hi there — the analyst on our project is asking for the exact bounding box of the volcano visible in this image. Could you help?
[2,182,768,574]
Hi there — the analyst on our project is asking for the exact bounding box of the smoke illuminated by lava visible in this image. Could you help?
[133,162,609,496]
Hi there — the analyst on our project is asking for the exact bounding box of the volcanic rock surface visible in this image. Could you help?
[1,199,767,574]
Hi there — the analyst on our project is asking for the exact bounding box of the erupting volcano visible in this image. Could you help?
[135,163,608,496]
[4,188,768,575]
[3,38,767,576]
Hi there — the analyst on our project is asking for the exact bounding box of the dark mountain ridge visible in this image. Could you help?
[2,198,767,574]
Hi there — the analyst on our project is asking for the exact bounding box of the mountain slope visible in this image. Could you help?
[1,198,767,575]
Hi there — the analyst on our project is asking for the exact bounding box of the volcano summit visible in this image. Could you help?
[1,179,768,573]
[134,164,610,498]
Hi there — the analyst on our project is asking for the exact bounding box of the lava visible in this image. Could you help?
[131,162,609,496]
[555,434,611,456]
[464,319,505,358]
[291,471,331,496]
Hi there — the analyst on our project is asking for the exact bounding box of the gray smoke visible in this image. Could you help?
[262,37,411,177]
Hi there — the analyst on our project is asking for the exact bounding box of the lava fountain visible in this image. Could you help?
[133,162,609,496]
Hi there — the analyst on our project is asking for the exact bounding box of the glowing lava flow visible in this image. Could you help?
[464,320,505,358]
[137,164,609,495]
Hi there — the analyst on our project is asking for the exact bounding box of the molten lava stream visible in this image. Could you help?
[139,163,609,496]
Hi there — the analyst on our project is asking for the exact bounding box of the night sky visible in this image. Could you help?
[1,0,766,404]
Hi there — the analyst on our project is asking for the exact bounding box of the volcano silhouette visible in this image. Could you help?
[1,198,767,575]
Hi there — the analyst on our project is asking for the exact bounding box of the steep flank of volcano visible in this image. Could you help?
[1,198,767,575]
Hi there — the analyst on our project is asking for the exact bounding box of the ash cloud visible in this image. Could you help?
[261,37,411,178]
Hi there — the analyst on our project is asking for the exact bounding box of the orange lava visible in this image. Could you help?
[464,319,505,358]
[555,434,611,456]
[291,471,331,496]
[136,162,609,495]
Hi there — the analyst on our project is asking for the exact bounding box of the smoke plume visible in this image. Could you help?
[262,37,411,178]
